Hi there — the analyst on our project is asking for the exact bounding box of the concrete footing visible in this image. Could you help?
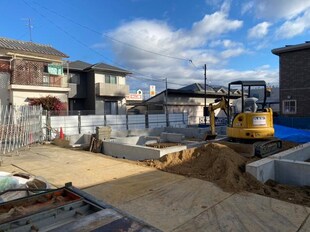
[246,142,310,186]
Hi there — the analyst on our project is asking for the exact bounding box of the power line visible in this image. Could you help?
[23,1,198,89]
[23,0,191,84]
[30,0,190,62]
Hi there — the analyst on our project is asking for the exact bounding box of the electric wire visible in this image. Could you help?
[29,0,190,62]
[22,0,199,89]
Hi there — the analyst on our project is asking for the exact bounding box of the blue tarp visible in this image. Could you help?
[274,124,310,143]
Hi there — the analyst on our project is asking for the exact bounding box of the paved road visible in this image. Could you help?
[1,145,309,232]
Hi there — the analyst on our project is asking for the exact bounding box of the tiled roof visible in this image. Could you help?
[67,60,92,71]
[89,63,131,74]
[179,83,215,92]
[0,37,68,57]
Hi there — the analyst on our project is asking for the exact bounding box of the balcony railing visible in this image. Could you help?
[11,74,68,88]
[96,82,129,97]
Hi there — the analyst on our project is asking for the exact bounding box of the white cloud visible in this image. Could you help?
[191,11,242,38]
[243,0,310,20]
[275,10,310,39]
[220,48,246,59]
[247,22,271,39]
[241,1,254,15]
[98,1,270,92]
[207,68,278,87]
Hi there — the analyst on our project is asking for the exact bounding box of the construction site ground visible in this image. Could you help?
[0,144,309,232]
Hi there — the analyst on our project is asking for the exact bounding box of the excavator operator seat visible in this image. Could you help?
[244,97,258,113]
[232,97,258,113]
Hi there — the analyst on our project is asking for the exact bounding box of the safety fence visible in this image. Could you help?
[43,112,188,138]
[0,105,42,155]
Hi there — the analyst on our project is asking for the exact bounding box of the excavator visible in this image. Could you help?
[205,80,282,157]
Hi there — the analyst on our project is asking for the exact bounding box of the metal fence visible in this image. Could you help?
[43,112,188,138]
[0,105,42,155]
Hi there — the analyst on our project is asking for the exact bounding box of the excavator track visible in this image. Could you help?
[253,138,282,158]
[217,138,282,158]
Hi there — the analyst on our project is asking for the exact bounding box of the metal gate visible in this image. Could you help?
[0,105,42,155]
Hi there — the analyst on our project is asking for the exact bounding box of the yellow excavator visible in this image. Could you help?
[205,80,282,157]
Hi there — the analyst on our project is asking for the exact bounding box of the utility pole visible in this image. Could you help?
[165,78,169,127]
[28,18,33,42]
[23,18,33,41]
[204,64,207,125]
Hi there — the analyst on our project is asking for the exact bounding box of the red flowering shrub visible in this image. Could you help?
[29,95,65,111]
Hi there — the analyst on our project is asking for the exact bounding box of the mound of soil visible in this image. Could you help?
[142,142,310,207]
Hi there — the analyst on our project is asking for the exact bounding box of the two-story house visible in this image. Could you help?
[0,37,69,107]
[272,42,310,128]
[66,60,131,115]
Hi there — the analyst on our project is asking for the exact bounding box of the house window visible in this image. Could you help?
[104,101,118,115]
[43,74,49,86]
[282,100,296,114]
[105,75,117,84]
[69,73,80,84]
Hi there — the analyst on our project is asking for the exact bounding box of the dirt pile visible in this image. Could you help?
[144,143,263,192]
[142,142,310,206]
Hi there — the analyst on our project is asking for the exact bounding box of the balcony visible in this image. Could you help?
[11,74,68,88]
[96,82,129,97]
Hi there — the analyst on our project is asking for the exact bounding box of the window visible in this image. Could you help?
[43,74,49,86]
[69,73,80,84]
[104,101,118,115]
[282,100,296,114]
[105,75,117,84]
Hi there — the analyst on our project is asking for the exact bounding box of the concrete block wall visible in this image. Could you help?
[246,142,310,186]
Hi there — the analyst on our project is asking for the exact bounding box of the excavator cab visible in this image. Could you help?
[227,80,274,140]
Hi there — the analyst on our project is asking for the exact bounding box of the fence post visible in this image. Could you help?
[46,110,51,141]
[104,113,107,126]
[78,111,81,134]
[145,112,149,129]
[166,110,170,127]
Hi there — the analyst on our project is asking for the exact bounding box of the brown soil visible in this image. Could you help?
[140,142,310,207]
[146,143,181,148]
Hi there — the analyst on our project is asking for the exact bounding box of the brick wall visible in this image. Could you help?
[0,60,10,72]
[279,49,310,117]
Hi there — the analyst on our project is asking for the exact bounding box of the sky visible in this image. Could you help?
[1,0,310,94]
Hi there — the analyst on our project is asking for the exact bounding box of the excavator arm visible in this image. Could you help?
[205,97,227,140]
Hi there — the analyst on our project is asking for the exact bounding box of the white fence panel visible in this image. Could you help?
[106,115,126,131]
[168,113,186,128]
[51,116,79,135]
[48,113,189,136]
[149,114,166,128]
[128,115,145,130]
[80,115,105,134]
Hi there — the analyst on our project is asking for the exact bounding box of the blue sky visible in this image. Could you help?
[2,0,310,93]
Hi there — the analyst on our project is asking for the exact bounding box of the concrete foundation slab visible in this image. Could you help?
[103,140,188,160]
[84,170,186,206]
[1,145,309,232]
[173,192,310,232]
[117,178,232,232]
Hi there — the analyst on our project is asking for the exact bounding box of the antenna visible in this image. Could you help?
[22,18,33,41]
